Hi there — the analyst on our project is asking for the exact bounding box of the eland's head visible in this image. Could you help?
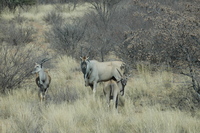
[32,58,51,74]
[119,76,128,96]
[32,63,42,74]
[80,56,90,76]
[80,56,91,86]
[116,68,129,96]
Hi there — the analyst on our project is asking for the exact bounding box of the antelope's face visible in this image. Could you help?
[80,56,90,76]
[119,77,128,96]
[80,56,91,86]
[32,63,42,74]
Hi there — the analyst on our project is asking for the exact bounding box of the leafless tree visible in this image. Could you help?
[46,18,87,58]
[0,44,47,94]
[82,0,124,61]
[0,17,48,94]
[178,32,200,99]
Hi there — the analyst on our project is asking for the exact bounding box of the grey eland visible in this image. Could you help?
[80,56,128,97]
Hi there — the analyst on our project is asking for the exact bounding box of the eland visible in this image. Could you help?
[80,56,127,97]
[103,77,128,109]
[32,58,51,102]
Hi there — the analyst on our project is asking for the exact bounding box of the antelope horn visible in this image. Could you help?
[40,58,52,65]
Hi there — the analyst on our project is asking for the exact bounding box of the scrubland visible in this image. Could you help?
[0,1,200,133]
[0,55,200,133]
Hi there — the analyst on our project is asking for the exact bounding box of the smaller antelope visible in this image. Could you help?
[103,77,128,110]
[32,58,51,102]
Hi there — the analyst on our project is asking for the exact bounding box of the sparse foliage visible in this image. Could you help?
[0,0,36,12]
[116,0,200,96]
[46,19,87,58]
[117,1,199,65]
[0,18,35,46]
[43,11,64,25]
[0,44,46,93]
[0,18,45,94]
[87,0,122,29]
[82,0,124,61]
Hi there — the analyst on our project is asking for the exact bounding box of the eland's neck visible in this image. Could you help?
[38,67,46,80]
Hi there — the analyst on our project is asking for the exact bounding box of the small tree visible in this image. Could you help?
[0,17,47,94]
[2,23,35,46]
[46,19,87,58]
[82,0,124,61]
[0,44,47,94]
[87,0,122,29]
[178,32,200,98]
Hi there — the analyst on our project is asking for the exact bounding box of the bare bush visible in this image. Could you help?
[53,0,80,11]
[37,0,81,8]
[116,0,200,97]
[117,1,200,66]
[87,0,122,29]
[0,19,35,46]
[178,32,200,97]
[11,14,27,24]
[83,23,124,61]
[81,0,126,61]
[0,18,47,94]
[43,11,64,25]
[46,18,87,58]
[0,44,47,94]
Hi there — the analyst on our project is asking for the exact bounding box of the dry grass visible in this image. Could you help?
[0,3,200,133]
[1,3,92,22]
[0,56,200,133]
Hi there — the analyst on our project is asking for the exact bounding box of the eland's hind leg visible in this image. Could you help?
[113,89,119,110]
[106,92,111,108]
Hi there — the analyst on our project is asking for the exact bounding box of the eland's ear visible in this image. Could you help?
[86,57,89,60]
[80,56,83,60]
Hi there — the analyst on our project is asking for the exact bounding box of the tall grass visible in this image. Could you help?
[1,3,92,22]
[0,56,200,133]
[0,2,200,133]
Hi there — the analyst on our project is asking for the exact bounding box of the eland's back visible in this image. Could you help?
[94,61,124,81]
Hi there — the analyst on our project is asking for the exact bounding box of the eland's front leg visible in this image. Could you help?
[92,81,97,99]
[84,76,89,87]
[38,89,45,102]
